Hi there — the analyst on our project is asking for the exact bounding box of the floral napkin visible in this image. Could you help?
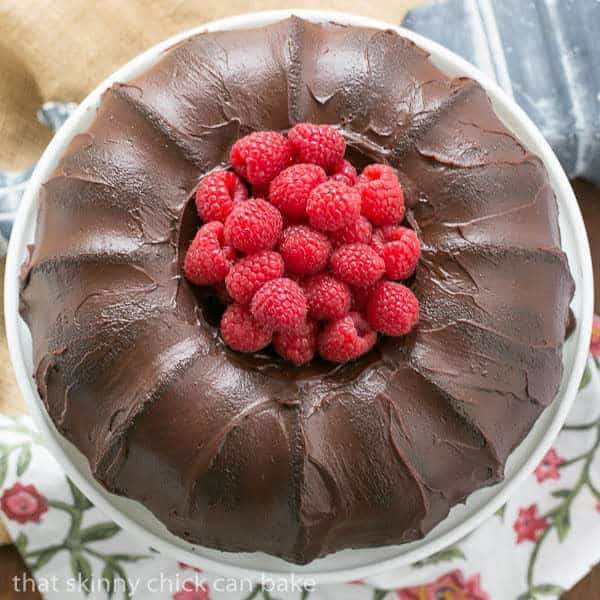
[1,317,599,600]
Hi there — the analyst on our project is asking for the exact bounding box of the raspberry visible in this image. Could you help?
[273,319,318,366]
[367,281,419,336]
[329,216,373,247]
[304,274,351,321]
[288,123,346,170]
[370,229,385,255]
[374,226,420,280]
[183,222,235,286]
[220,303,272,352]
[359,174,405,227]
[330,159,358,185]
[224,198,283,254]
[318,312,377,363]
[377,225,416,241]
[306,181,361,232]
[195,170,247,223]
[225,251,284,305]
[279,225,331,275]
[358,163,398,183]
[250,277,308,332]
[230,131,293,185]
[330,243,385,288]
[269,164,327,221]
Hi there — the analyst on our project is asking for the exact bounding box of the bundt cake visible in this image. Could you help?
[20,16,575,564]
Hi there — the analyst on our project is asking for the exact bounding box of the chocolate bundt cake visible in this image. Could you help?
[20,17,575,564]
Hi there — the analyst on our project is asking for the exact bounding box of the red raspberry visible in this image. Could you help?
[273,319,318,366]
[224,198,283,254]
[330,243,385,288]
[304,274,351,321]
[288,123,346,170]
[330,159,357,185]
[358,163,397,183]
[306,181,361,232]
[329,216,373,247]
[374,225,420,280]
[225,251,284,305]
[279,225,331,275]
[377,224,417,241]
[318,312,377,363]
[195,170,247,223]
[250,277,308,332]
[367,281,419,336]
[220,303,273,352]
[183,222,235,286]
[370,228,385,255]
[358,165,405,226]
[269,164,327,221]
[230,131,293,185]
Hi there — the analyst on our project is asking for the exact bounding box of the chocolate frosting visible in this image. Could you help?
[20,17,575,564]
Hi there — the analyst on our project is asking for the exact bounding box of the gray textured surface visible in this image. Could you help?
[404,0,600,184]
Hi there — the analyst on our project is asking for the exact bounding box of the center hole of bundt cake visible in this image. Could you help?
[180,124,421,368]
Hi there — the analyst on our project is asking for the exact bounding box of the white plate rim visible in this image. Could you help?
[4,8,594,585]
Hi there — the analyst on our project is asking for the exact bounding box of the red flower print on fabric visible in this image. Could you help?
[178,562,203,573]
[0,483,48,524]
[591,314,600,356]
[534,448,565,483]
[396,569,489,599]
[513,504,549,543]
[173,580,210,600]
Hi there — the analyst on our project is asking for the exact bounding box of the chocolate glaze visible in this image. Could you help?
[20,17,575,564]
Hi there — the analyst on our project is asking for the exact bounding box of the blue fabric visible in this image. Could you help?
[403,0,600,184]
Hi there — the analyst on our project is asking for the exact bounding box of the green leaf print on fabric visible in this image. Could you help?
[413,545,466,567]
[517,413,600,598]
[6,475,152,600]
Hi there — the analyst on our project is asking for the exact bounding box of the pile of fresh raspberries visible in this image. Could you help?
[184,123,420,365]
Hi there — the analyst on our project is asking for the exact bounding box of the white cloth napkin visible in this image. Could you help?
[1,321,599,599]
